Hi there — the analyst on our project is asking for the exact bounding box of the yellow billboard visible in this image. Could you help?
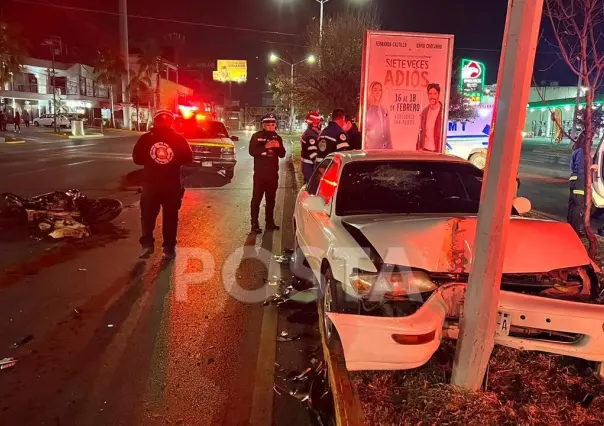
[213,60,247,83]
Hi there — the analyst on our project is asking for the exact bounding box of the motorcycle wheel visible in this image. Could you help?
[80,198,123,224]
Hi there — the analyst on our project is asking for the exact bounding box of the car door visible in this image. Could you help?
[301,158,341,274]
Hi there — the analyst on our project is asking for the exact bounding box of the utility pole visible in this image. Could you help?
[317,0,329,43]
[451,0,544,390]
[119,0,131,130]
[51,41,57,133]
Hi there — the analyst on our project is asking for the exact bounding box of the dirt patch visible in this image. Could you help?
[352,341,604,426]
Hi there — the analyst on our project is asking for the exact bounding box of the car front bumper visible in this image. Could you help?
[190,156,236,170]
[328,283,604,371]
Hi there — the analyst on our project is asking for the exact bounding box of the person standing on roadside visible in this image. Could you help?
[249,113,286,234]
[344,115,362,150]
[14,111,21,133]
[315,108,350,165]
[568,132,590,235]
[132,109,193,260]
[22,110,30,128]
[0,110,6,132]
[300,112,321,184]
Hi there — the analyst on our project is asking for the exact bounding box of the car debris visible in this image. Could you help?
[277,331,296,342]
[9,335,33,349]
[0,357,17,370]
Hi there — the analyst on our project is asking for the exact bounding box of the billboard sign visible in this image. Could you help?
[213,60,247,83]
[460,58,485,106]
[360,31,454,152]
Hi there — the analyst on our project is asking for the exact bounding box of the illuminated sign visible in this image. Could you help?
[460,58,485,106]
[213,60,247,83]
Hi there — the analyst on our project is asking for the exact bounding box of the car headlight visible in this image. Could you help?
[221,147,234,154]
[349,269,437,300]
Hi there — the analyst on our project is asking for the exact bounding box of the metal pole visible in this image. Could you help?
[52,43,57,133]
[290,63,295,133]
[571,62,583,141]
[119,0,131,130]
[450,0,544,391]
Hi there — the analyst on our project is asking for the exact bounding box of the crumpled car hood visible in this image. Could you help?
[341,215,591,274]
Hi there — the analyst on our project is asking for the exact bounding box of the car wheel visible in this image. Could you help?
[321,267,344,351]
[469,152,487,170]
[34,121,39,127]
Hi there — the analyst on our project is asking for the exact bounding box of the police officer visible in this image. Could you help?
[249,113,286,234]
[133,109,193,259]
[300,112,321,183]
[344,115,362,150]
[315,108,350,165]
[568,132,587,236]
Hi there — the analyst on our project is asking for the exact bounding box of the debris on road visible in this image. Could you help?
[9,335,33,349]
[277,331,297,342]
[40,218,91,239]
[107,324,114,328]
[0,357,17,370]
[274,254,292,263]
[78,268,87,271]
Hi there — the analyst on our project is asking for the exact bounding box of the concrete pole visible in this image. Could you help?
[119,0,131,130]
[451,0,544,391]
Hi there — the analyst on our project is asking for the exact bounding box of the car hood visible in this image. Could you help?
[341,215,591,274]
[188,138,234,147]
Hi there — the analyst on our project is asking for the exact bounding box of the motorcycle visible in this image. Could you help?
[0,190,123,226]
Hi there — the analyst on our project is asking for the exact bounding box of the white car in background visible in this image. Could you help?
[293,150,604,371]
[33,114,70,128]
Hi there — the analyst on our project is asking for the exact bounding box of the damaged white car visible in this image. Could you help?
[293,150,604,371]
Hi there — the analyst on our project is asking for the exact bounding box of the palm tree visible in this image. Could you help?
[0,22,26,93]
[94,50,126,128]
[134,43,162,127]
[127,72,152,131]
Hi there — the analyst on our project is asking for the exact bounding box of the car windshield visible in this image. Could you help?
[336,160,488,216]
[181,120,229,139]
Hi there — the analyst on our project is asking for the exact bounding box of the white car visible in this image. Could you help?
[293,150,604,371]
[33,114,70,128]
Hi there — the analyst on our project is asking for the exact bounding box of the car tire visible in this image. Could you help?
[469,152,487,170]
[34,121,39,127]
[320,267,344,351]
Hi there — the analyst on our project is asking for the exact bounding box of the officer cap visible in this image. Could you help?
[262,113,277,124]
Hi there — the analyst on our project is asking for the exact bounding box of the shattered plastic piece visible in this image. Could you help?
[277,331,297,342]
[287,288,319,304]
[273,383,309,402]
[292,367,313,382]
[107,324,114,328]
[10,335,33,349]
[73,308,81,315]
[0,357,17,370]
[274,255,291,264]
[280,331,289,338]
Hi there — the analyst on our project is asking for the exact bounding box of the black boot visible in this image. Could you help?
[265,222,280,231]
[251,223,263,234]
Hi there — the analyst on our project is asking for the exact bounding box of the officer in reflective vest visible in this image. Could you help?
[248,113,286,234]
[568,133,586,235]
[300,112,321,183]
[315,108,350,166]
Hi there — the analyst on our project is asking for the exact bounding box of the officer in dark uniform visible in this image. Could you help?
[344,115,362,150]
[568,132,590,236]
[133,109,193,259]
[249,113,286,234]
[300,111,321,183]
[315,108,350,166]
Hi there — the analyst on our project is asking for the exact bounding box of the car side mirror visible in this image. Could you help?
[513,196,531,214]
[302,195,329,214]
[231,136,239,142]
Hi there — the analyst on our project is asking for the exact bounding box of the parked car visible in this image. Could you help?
[175,116,238,180]
[33,114,70,128]
[293,150,604,371]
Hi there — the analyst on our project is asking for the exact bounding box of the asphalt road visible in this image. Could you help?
[0,128,297,425]
[0,128,597,426]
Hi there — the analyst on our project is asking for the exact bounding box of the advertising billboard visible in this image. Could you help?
[460,58,485,106]
[212,60,248,83]
[360,31,454,152]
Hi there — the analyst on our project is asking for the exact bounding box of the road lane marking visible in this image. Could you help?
[6,159,96,177]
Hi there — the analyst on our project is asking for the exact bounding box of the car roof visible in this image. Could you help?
[333,149,472,165]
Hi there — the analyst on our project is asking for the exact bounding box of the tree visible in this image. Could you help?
[267,9,381,118]
[0,22,26,94]
[94,50,126,128]
[545,0,604,258]
[127,65,152,131]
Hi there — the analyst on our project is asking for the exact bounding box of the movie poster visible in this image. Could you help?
[360,31,454,152]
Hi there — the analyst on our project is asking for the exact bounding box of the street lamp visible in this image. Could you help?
[269,53,316,131]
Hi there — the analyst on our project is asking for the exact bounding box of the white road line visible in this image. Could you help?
[6,159,96,177]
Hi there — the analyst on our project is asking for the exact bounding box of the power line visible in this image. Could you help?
[11,0,302,38]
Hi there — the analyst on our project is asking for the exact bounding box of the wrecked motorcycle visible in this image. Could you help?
[0,190,122,238]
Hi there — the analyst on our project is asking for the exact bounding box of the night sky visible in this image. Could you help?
[3,0,573,104]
